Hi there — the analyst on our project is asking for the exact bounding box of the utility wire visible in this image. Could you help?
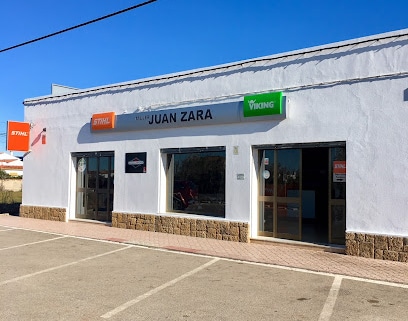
[0,0,157,53]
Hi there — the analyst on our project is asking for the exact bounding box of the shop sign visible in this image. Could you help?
[91,112,116,131]
[93,103,238,132]
[243,92,283,117]
[6,121,31,152]
[333,161,346,182]
[125,152,147,173]
[131,106,224,130]
[89,99,286,134]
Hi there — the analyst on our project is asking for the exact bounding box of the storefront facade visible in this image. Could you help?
[21,29,408,261]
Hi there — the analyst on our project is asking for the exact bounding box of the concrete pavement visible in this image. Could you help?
[1,214,407,285]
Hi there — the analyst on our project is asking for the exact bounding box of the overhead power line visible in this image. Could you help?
[0,0,157,53]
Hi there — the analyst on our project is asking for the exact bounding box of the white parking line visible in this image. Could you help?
[2,225,408,290]
[0,236,68,251]
[236,259,408,289]
[0,228,16,232]
[0,245,132,286]
[100,257,220,319]
[318,276,342,321]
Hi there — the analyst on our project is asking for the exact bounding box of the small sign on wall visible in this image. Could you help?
[333,161,346,182]
[125,153,147,173]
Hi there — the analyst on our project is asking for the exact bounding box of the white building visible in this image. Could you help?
[21,29,408,261]
[0,152,23,177]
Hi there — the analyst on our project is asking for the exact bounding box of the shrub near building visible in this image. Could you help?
[0,169,22,215]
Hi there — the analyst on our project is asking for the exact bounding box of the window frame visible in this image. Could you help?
[164,146,226,218]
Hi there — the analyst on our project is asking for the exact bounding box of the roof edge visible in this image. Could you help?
[24,28,408,104]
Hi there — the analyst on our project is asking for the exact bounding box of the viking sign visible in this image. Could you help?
[243,92,283,117]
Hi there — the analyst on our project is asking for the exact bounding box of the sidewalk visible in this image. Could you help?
[1,214,408,285]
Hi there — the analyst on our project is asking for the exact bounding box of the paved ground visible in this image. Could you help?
[1,215,408,320]
[1,215,407,285]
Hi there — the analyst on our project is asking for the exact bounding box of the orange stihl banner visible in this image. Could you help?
[91,112,116,131]
[6,121,31,152]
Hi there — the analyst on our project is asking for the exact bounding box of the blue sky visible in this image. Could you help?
[1,0,408,150]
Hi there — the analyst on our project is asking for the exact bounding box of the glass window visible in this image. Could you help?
[331,147,346,199]
[166,147,225,218]
[277,149,300,198]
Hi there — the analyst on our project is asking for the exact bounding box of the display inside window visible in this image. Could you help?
[166,148,225,217]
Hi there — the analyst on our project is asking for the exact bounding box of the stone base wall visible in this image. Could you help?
[20,205,66,222]
[112,212,249,242]
[346,232,408,262]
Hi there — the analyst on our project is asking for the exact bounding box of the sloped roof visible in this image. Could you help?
[0,152,20,162]
[3,159,23,166]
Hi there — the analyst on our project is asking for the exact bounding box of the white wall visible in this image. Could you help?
[23,29,408,237]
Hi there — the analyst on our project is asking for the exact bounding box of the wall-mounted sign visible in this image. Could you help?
[262,170,271,180]
[91,112,116,131]
[333,161,346,182]
[6,121,31,152]
[90,98,286,133]
[93,103,238,132]
[125,152,147,173]
[78,158,86,172]
[243,92,283,117]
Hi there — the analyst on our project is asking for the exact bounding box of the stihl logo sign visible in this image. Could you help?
[93,118,111,126]
[91,112,116,131]
[7,121,31,152]
[11,131,29,136]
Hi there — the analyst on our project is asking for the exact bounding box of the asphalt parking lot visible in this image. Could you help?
[1,225,408,321]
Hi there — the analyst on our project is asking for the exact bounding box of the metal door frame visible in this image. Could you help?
[328,147,346,244]
[257,142,346,244]
[73,151,114,222]
[258,148,302,241]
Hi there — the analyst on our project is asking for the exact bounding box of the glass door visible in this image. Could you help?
[258,144,345,245]
[75,152,114,222]
[329,147,346,244]
[259,149,302,241]
[259,150,275,236]
[276,149,302,240]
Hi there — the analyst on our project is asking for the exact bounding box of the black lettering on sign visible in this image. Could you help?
[188,111,195,121]
[147,109,213,125]
[205,109,213,120]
